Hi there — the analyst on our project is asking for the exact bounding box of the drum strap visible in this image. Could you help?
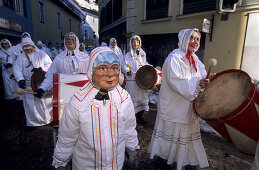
[25,53,34,68]
[3,51,9,63]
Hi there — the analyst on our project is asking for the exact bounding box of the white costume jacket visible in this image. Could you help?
[13,43,53,126]
[53,47,139,170]
[158,48,207,124]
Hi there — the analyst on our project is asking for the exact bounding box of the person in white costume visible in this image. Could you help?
[121,35,150,123]
[51,43,62,59]
[251,139,259,170]
[13,32,31,56]
[149,29,213,170]
[79,42,89,55]
[0,39,17,100]
[36,32,90,98]
[36,40,53,59]
[13,37,53,127]
[52,47,139,170]
[101,42,107,46]
[109,38,123,59]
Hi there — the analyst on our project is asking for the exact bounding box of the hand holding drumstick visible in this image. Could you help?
[200,58,217,89]
[16,88,36,95]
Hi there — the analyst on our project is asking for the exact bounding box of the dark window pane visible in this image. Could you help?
[113,0,122,21]
[106,1,112,25]
[146,0,169,20]
[183,0,216,15]
[100,7,105,29]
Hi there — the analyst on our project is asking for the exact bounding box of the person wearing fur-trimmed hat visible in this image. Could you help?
[52,46,139,169]
[13,37,53,127]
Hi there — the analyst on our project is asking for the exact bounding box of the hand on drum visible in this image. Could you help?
[127,70,134,76]
[208,73,216,80]
[199,78,210,89]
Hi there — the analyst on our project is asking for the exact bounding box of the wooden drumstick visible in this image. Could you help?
[206,58,217,79]
[16,88,36,95]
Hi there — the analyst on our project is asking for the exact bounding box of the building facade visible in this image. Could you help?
[0,0,33,45]
[73,0,99,48]
[30,0,85,49]
[98,0,259,80]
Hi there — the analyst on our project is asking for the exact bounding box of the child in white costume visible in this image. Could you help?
[52,47,139,169]
[149,29,211,170]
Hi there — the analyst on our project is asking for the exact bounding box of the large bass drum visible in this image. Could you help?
[53,73,89,127]
[193,69,259,155]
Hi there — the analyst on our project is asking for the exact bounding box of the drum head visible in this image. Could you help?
[195,70,251,118]
[135,65,157,89]
[31,70,46,92]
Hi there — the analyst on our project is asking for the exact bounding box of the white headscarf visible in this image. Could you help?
[129,35,146,58]
[0,39,12,53]
[21,32,31,39]
[22,37,36,47]
[63,32,80,55]
[101,42,107,46]
[178,28,201,54]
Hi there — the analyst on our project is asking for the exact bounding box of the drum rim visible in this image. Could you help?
[53,73,59,127]
[135,65,158,89]
[193,69,255,120]
[30,70,46,92]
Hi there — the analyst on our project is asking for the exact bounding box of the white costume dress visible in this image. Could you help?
[53,47,139,170]
[149,29,209,170]
[0,39,17,100]
[13,38,53,126]
[121,35,149,113]
[40,32,89,91]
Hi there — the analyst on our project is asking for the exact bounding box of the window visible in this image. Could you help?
[57,12,61,29]
[100,7,106,29]
[183,0,216,15]
[3,0,14,9]
[113,0,122,21]
[38,1,45,23]
[146,0,169,20]
[15,0,20,12]
[69,19,72,32]
[106,1,112,25]
[15,0,24,16]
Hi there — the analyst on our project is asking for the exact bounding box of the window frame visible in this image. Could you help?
[144,0,170,21]
[57,12,61,30]
[38,1,45,24]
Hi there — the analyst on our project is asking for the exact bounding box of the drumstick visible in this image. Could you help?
[206,58,217,79]
[16,88,36,95]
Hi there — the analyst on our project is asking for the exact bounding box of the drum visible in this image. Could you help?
[193,69,259,155]
[30,70,46,92]
[135,65,162,91]
[119,72,126,86]
[53,73,89,127]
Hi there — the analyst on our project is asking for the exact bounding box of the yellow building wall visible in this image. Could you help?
[133,0,256,74]
[31,0,82,47]
[204,12,248,73]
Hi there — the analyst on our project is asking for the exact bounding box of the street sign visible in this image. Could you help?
[202,18,211,34]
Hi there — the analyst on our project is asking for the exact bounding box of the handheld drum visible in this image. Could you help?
[135,65,162,91]
[193,69,259,155]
